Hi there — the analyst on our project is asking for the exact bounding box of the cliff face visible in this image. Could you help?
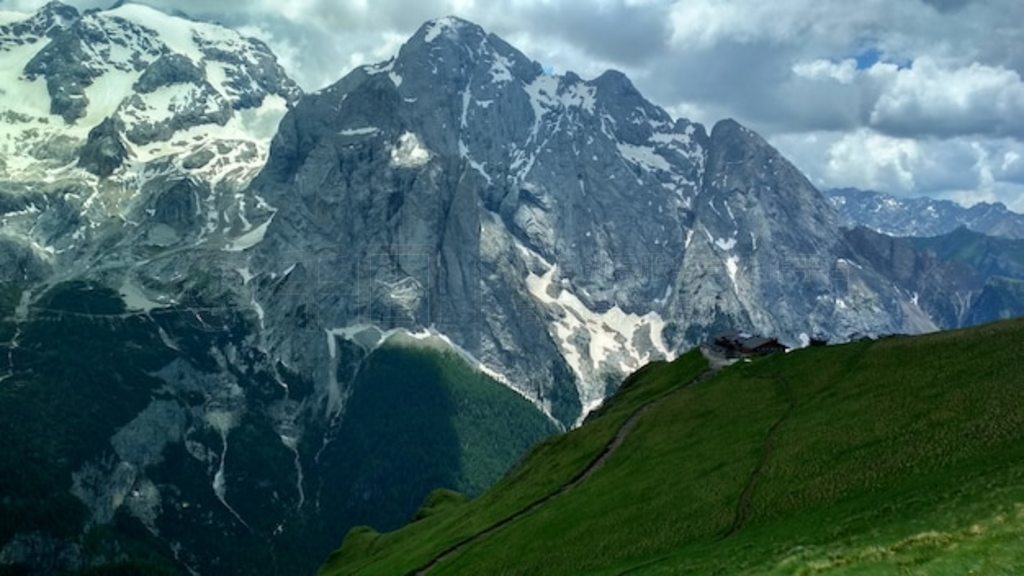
[249,17,921,426]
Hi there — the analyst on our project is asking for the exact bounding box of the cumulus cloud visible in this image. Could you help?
[870,59,1024,138]
[775,130,1024,210]
[787,56,1024,139]
[826,131,923,192]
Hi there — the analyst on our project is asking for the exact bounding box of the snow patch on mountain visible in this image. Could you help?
[725,255,740,290]
[340,127,380,137]
[618,143,671,172]
[423,16,464,43]
[0,1,298,185]
[524,74,597,118]
[522,249,673,418]
[715,236,737,250]
[390,132,431,168]
[489,54,514,83]
[108,4,206,62]
[224,213,275,252]
[0,11,27,26]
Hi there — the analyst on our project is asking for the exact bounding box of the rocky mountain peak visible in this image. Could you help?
[32,1,78,24]
[384,15,542,93]
[706,118,778,160]
[0,1,301,290]
[2,1,300,180]
[698,116,841,260]
[35,0,79,25]
[591,69,636,96]
[414,16,486,46]
[0,1,77,46]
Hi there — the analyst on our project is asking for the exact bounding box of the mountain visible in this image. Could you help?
[2,7,1024,575]
[827,187,1024,239]
[246,16,941,430]
[843,226,1024,328]
[322,319,1024,575]
[0,0,301,299]
[0,6,555,576]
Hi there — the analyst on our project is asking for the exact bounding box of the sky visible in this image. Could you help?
[5,0,1024,211]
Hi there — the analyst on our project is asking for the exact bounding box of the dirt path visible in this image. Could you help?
[723,374,796,539]
[722,410,790,538]
[411,366,719,575]
[614,372,795,575]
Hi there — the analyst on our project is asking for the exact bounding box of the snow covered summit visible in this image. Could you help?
[0,1,299,182]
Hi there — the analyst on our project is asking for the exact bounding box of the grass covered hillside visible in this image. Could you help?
[311,338,559,536]
[322,319,1024,575]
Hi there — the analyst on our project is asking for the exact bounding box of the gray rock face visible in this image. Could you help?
[0,237,51,283]
[77,116,128,177]
[843,226,1024,328]
[664,120,923,345]
[251,17,711,422]
[134,53,204,93]
[247,17,922,425]
[828,187,1024,239]
[149,177,205,237]
[23,26,96,123]
[23,11,163,123]
[122,83,233,146]
[0,1,78,43]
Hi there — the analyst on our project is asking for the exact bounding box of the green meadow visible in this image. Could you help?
[322,319,1024,575]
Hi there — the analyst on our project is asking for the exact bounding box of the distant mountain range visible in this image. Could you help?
[827,187,1024,239]
[1,4,1023,575]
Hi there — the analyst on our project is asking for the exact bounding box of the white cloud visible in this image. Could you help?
[870,58,1024,138]
[773,129,1024,210]
[1002,150,1021,173]
[825,130,922,192]
[792,59,858,84]
[783,56,1024,139]
[939,184,1024,212]
[1006,190,1024,212]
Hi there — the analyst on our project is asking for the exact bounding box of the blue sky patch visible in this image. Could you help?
[853,46,911,70]
[854,47,882,69]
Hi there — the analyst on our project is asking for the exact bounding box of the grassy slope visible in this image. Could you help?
[320,351,710,575]
[314,343,559,536]
[323,319,1024,575]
